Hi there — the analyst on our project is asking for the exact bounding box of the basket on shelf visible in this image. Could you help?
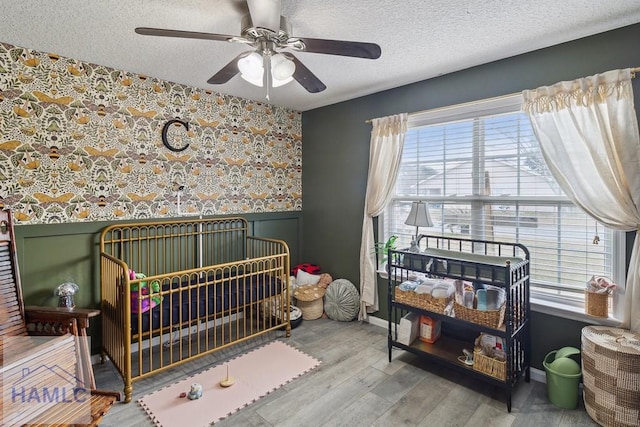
[394,287,453,314]
[585,291,608,318]
[473,348,506,381]
[454,301,506,328]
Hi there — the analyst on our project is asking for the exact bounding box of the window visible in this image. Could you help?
[382,95,625,309]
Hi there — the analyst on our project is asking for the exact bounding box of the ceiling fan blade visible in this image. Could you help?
[135,27,234,42]
[293,37,381,59]
[230,0,249,15]
[246,0,281,32]
[283,53,326,93]
[207,53,247,84]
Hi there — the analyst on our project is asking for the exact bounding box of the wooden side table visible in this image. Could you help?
[25,306,100,389]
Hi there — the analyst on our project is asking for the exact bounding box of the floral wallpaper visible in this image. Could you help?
[0,42,302,225]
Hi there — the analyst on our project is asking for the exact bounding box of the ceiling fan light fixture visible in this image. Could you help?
[271,75,293,87]
[240,72,264,87]
[238,52,263,84]
[238,51,294,88]
[137,0,381,94]
[271,53,295,80]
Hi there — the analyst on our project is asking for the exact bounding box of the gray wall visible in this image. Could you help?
[301,23,640,369]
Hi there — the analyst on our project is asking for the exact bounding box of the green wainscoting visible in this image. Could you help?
[14,212,302,353]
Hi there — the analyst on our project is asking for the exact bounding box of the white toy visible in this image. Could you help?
[187,383,203,400]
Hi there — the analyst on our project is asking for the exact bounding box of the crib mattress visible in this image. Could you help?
[131,273,284,335]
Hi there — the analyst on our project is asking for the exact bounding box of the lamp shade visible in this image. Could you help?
[237,52,263,83]
[404,201,433,228]
[271,53,295,81]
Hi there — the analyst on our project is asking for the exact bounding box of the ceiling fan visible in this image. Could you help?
[135,0,381,98]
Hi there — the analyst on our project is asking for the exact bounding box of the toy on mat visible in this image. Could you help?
[187,383,203,400]
[219,364,235,387]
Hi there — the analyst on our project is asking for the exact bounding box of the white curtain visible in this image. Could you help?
[522,68,640,332]
[359,113,408,321]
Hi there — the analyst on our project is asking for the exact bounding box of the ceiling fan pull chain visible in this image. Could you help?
[263,53,272,101]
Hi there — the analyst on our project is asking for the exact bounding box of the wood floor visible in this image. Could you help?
[94,319,598,426]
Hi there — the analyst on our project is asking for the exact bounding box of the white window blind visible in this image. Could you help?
[384,95,624,302]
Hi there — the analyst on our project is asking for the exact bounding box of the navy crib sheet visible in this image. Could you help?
[131,272,283,334]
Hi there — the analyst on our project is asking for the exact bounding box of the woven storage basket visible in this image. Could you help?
[296,298,323,320]
[293,284,325,320]
[582,326,640,427]
[472,348,506,381]
[585,291,609,317]
[394,288,453,314]
[454,301,506,328]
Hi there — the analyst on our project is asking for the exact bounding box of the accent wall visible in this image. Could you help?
[0,42,302,225]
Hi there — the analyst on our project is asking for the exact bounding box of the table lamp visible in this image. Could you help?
[404,201,433,252]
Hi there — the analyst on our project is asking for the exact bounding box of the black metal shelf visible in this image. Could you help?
[387,236,531,413]
[391,300,507,338]
[391,336,507,387]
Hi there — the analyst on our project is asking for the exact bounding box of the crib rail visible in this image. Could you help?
[99,217,290,403]
[100,217,249,277]
[100,253,132,398]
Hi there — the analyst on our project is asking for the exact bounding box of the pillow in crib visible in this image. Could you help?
[296,268,321,286]
[130,270,163,314]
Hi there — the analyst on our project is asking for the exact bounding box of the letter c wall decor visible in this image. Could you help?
[161,119,190,152]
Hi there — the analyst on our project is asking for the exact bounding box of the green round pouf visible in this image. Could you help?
[324,279,360,321]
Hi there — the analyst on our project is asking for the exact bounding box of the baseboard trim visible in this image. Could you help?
[530,367,545,383]
[366,314,388,330]
[365,316,545,384]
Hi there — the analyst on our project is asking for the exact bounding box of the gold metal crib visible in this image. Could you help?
[99,217,290,402]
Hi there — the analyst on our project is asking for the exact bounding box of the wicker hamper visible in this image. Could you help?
[581,326,640,427]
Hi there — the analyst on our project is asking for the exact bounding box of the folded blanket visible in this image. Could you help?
[398,280,420,291]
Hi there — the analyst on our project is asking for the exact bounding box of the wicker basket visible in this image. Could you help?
[454,301,505,328]
[582,326,640,427]
[293,284,325,320]
[394,287,453,314]
[296,298,323,320]
[585,291,609,317]
[472,348,506,381]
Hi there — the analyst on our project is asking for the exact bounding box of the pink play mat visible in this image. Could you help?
[138,340,321,426]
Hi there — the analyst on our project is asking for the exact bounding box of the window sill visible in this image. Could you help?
[379,268,623,326]
[530,297,622,326]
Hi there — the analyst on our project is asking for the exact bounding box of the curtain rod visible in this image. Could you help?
[365,67,640,124]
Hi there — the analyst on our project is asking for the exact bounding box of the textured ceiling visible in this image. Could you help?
[1,0,640,112]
